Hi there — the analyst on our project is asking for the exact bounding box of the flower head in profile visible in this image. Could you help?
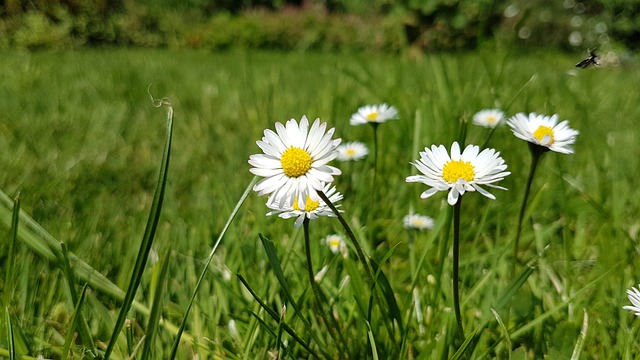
[336,141,369,161]
[507,112,579,154]
[249,116,342,206]
[324,234,349,258]
[473,109,505,128]
[266,183,343,227]
[350,103,399,126]
[623,286,640,316]
[403,213,435,231]
[406,142,510,205]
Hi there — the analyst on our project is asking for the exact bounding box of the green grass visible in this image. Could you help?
[1,47,640,359]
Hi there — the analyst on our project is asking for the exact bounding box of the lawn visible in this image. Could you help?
[1,48,639,359]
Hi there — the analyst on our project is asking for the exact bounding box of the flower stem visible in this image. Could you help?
[513,145,544,269]
[371,123,379,187]
[452,198,465,342]
[303,218,326,315]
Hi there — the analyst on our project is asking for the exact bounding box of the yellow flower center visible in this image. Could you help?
[487,116,496,124]
[533,126,555,145]
[345,148,356,156]
[281,147,312,178]
[366,112,379,121]
[293,195,320,212]
[442,160,475,183]
[328,238,341,249]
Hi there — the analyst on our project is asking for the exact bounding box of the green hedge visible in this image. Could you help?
[0,0,637,51]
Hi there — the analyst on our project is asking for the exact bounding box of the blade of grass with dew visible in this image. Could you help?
[141,246,172,360]
[5,306,15,360]
[167,177,256,360]
[4,193,19,307]
[60,243,96,356]
[62,283,89,360]
[258,233,331,349]
[103,100,173,359]
[237,274,322,358]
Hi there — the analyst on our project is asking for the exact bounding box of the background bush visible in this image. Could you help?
[0,0,638,52]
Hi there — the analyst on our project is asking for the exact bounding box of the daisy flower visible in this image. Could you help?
[324,233,348,257]
[249,116,342,206]
[336,141,369,161]
[403,213,435,231]
[472,109,505,128]
[623,286,640,316]
[266,183,343,227]
[507,112,579,154]
[350,103,399,126]
[406,142,510,206]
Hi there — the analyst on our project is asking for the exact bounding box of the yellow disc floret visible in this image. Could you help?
[367,112,379,121]
[442,160,475,183]
[533,126,555,145]
[293,195,320,212]
[281,147,312,178]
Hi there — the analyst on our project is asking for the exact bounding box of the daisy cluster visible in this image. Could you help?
[248,105,580,248]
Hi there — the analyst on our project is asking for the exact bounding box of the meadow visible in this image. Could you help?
[1,48,639,359]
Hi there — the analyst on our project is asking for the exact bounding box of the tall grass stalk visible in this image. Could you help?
[104,100,173,359]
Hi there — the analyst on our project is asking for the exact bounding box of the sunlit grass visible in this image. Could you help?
[1,48,640,358]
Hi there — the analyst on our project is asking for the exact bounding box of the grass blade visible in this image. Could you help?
[141,246,172,360]
[104,100,173,359]
[60,243,96,356]
[167,177,256,360]
[5,306,15,360]
[4,193,20,307]
[237,274,322,359]
[570,309,589,360]
[62,284,89,360]
[258,233,334,351]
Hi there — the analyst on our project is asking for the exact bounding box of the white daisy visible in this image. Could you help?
[406,142,510,206]
[336,141,369,161]
[403,213,435,231]
[266,183,343,228]
[350,103,399,126]
[249,116,342,206]
[472,109,505,128]
[324,233,348,257]
[507,112,579,154]
[623,286,640,316]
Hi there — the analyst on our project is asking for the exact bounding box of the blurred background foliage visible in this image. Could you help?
[0,0,638,52]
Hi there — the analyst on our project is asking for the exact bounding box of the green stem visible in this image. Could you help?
[513,145,544,269]
[452,199,465,343]
[371,123,379,187]
[303,218,325,313]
